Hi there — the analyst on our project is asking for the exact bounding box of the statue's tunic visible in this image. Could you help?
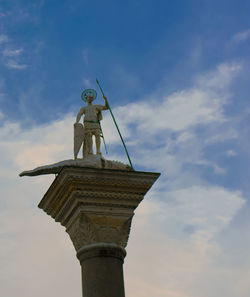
[81,104,105,136]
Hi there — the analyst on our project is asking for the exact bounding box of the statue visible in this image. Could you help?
[19,80,134,177]
[74,89,108,159]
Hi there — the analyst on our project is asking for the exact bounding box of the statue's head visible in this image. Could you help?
[86,93,95,103]
[81,89,97,103]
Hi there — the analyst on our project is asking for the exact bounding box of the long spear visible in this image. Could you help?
[96,78,134,170]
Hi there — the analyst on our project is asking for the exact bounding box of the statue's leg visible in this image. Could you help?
[83,124,92,156]
[83,131,92,156]
[95,134,101,155]
[82,141,87,158]
[88,133,93,155]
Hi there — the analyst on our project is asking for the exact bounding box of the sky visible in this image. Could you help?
[0,0,250,296]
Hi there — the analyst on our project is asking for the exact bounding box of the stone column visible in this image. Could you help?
[38,167,160,297]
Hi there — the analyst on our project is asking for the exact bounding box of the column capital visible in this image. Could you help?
[38,167,160,251]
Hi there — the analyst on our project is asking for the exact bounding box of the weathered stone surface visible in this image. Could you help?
[77,243,126,297]
[19,155,131,177]
[38,167,160,251]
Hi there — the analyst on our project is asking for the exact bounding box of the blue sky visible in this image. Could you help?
[0,1,250,297]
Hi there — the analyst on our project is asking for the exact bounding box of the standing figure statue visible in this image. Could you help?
[74,89,108,159]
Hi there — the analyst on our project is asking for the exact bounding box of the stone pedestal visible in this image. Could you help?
[38,167,160,297]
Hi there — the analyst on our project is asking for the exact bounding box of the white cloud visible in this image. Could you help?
[82,49,88,64]
[166,186,245,243]
[0,34,27,70]
[100,62,242,180]
[205,128,238,144]
[195,62,241,90]
[2,48,23,56]
[5,60,27,69]
[82,77,93,88]
[232,29,250,44]
[226,149,237,157]
[111,62,241,138]
[124,189,247,297]
[125,212,250,297]
[0,34,8,44]
[112,89,220,137]
[195,159,226,175]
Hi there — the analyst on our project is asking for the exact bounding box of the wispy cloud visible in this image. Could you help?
[0,34,8,44]
[195,63,241,90]
[165,186,245,244]
[107,62,241,139]
[2,48,23,57]
[4,60,27,69]
[0,36,27,70]
[82,77,93,88]
[226,149,237,157]
[231,29,250,44]
[82,49,88,64]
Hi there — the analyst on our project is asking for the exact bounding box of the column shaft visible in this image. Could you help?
[77,244,126,297]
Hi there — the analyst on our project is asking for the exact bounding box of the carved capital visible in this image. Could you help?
[66,213,132,250]
[38,167,160,252]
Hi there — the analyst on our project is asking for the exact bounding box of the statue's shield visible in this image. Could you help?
[74,123,84,159]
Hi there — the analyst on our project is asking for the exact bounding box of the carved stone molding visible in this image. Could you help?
[66,213,132,250]
[38,167,160,252]
[76,243,127,264]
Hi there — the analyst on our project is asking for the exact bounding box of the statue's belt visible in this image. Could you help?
[84,120,99,124]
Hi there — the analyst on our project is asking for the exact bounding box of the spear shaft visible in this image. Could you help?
[96,79,134,169]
